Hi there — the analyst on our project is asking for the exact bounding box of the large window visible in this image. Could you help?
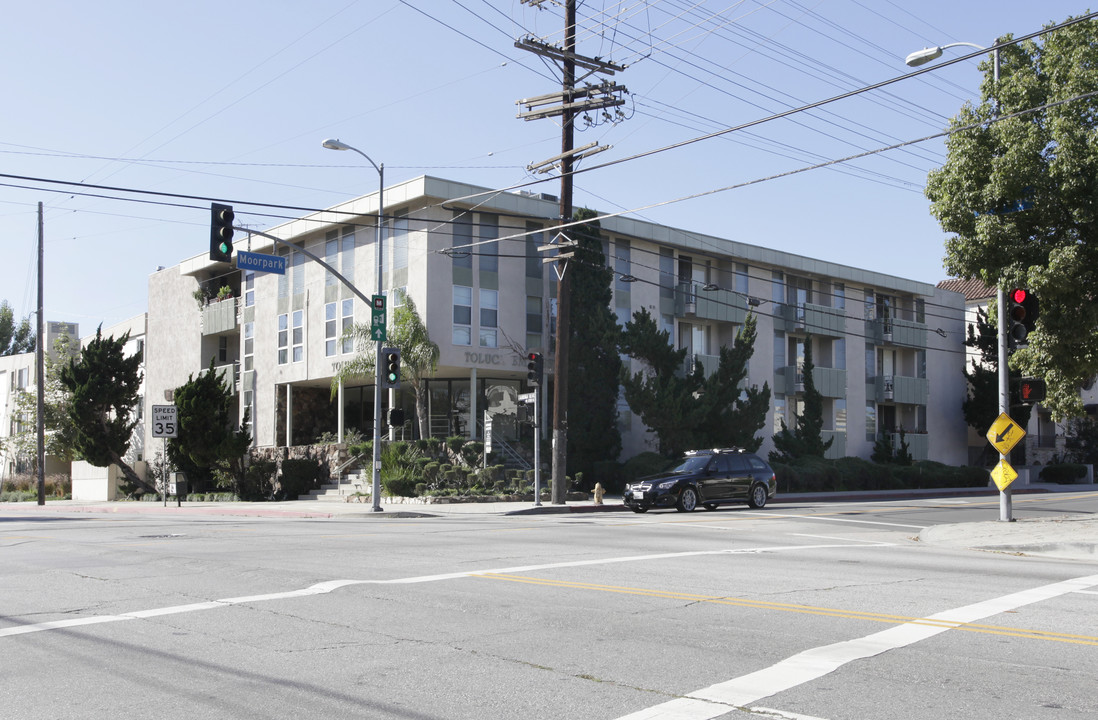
[453,212,473,270]
[325,302,339,357]
[341,298,354,353]
[479,289,498,348]
[659,248,674,299]
[392,212,408,271]
[243,321,254,372]
[277,314,289,365]
[479,214,498,273]
[614,239,631,292]
[244,271,255,307]
[734,263,749,295]
[292,310,304,362]
[453,286,472,346]
[866,403,877,441]
[526,222,543,279]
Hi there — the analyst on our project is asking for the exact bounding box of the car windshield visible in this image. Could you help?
[671,456,712,473]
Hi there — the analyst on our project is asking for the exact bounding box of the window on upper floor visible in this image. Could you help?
[479,289,498,348]
[453,212,473,270]
[453,286,472,346]
[479,214,498,273]
[277,314,289,365]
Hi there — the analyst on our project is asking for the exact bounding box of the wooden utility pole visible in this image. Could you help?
[515,0,626,504]
[36,202,45,506]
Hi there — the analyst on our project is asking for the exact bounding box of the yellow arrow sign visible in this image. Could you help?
[990,459,1019,491]
[986,412,1026,456]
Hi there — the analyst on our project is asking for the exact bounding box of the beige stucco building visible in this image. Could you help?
[141,176,969,467]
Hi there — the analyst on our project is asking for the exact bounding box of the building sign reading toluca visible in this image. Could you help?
[463,351,526,368]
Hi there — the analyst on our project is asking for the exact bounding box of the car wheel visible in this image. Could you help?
[676,487,698,512]
[631,505,648,513]
[748,483,768,509]
[703,503,718,511]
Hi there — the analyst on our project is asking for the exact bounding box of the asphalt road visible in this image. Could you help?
[2,494,1096,720]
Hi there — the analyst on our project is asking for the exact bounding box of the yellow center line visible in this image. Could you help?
[473,573,1098,646]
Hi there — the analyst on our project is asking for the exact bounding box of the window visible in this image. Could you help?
[292,249,304,296]
[835,283,845,310]
[916,350,926,379]
[341,226,355,279]
[835,338,846,370]
[277,314,289,365]
[526,223,543,279]
[243,322,254,372]
[735,263,749,294]
[526,296,542,335]
[772,270,785,305]
[391,213,407,271]
[278,247,290,299]
[341,298,354,354]
[453,286,472,346]
[453,212,473,269]
[244,270,255,307]
[292,310,304,362]
[659,248,675,299]
[479,289,498,348]
[479,214,498,273]
[866,403,877,441]
[615,239,631,292]
[325,233,339,287]
[834,398,847,433]
[865,346,875,380]
[325,302,339,357]
[774,332,786,371]
[774,394,786,434]
[218,336,228,363]
[916,298,926,324]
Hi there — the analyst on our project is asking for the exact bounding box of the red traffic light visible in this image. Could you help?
[1011,288,1028,304]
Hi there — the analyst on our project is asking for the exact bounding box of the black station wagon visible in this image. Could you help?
[623,448,777,513]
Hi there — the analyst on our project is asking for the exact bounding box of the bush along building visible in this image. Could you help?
[144,176,968,486]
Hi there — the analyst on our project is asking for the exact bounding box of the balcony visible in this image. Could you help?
[682,352,720,378]
[202,297,239,336]
[779,302,845,336]
[213,361,240,395]
[823,431,846,459]
[864,316,927,348]
[889,431,929,461]
[872,375,928,405]
[777,365,847,398]
[674,283,747,324]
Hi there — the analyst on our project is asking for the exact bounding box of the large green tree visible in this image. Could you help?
[770,337,833,463]
[59,328,152,494]
[168,361,251,495]
[620,308,768,457]
[335,290,439,439]
[0,300,35,356]
[926,15,1098,418]
[566,208,622,480]
[692,313,771,452]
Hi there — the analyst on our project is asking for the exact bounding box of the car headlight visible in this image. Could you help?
[658,479,678,490]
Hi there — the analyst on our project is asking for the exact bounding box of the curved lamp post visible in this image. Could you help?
[322,138,385,513]
[906,42,1011,521]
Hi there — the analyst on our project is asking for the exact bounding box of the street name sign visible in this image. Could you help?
[517,392,536,403]
[986,412,1025,456]
[151,405,178,438]
[237,251,287,275]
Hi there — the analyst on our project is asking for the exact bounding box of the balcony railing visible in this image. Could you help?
[777,365,846,398]
[674,283,747,324]
[213,361,240,395]
[873,375,928,405]
[888,431,928,461]
[864,316,927,348]
[779,302,845,336]
[202,297,239,336]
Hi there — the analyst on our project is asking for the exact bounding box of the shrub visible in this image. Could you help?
[278,458,326,500]
[1039,463,1088,484]
[622,452,675,482]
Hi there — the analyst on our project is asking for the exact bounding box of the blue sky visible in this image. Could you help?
[0,1,1088,332]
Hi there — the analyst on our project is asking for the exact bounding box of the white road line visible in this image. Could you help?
[745,511,927,530]
[792,534,893,545]
[612,573,1098,720]
[0,542,889,639]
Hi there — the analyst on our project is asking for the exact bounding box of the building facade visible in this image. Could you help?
[144,176,969,466]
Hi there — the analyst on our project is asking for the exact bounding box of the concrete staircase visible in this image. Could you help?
[298,471,371,502]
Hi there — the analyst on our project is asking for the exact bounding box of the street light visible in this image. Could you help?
[905,41,1011,521]
[322,138,385,513]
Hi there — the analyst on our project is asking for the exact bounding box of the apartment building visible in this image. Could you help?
[144,176,969,466]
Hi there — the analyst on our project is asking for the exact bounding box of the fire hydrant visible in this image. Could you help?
[592,482,605,505]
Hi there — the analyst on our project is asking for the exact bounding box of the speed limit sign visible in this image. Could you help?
[151,405,178,438]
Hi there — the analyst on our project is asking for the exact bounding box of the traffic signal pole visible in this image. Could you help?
[997,287,1013,522]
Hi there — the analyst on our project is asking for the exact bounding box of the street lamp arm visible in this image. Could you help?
[905,41,990,67]
[322,138,382,177]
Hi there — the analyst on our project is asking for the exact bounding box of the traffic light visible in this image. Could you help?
[387,407,405,427]
[1007,288,1039,349]
[526,352,542,386]
[381,348,401,389]
[1014,377,1047,405]
[209,203,235,262]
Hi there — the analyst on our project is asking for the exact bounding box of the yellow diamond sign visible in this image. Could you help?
[986,412,1026,456]
[990,459,1019,491]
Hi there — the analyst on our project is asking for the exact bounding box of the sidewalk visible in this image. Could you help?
[4,485,1095,561]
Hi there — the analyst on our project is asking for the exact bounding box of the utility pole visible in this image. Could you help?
[36,202,45,506]
[515,0,626,505]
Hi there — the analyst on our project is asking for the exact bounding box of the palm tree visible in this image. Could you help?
[334,291,439,439]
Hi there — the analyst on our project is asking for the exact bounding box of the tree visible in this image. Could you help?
[168,361,251,496]
[566,208,622,479]
[692,313,771,451]
[0,300,35,356]
[770,336,833,463]
[620,308,702,457]
[926,15,1098,418]
[962,306,1031,464]
[58,327,152,494]
[334,290,439,439]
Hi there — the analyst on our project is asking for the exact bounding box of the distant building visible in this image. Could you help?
[143,176,968,467]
